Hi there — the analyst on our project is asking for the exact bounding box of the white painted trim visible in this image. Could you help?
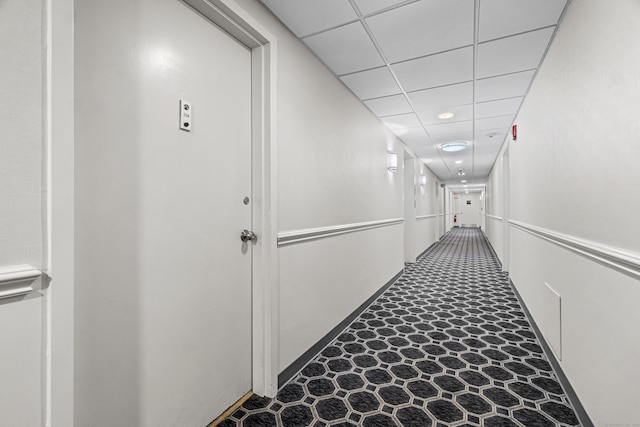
[278,218,404,247]
[47,0,75,424]
[509,220,640,279]
[416,214,437,221]
[486,214,503,221]
[183,0,279,398]
[0,265,41,300]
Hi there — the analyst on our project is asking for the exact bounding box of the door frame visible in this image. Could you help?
[181,0,280,399]
[403,151,416,263]
[49,1,280,424]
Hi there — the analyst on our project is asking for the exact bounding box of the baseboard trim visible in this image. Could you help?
[277,269,404,388]
[509,279,594,427]
[417,241,438,261]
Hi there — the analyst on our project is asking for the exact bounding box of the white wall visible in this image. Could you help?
[485,145,505,262]
[234,0,407,372]
[0,0,45,425]
[486,0,640,424]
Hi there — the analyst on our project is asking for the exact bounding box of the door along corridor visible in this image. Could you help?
[218,228,581,426]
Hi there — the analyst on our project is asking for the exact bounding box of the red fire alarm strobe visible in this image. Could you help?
[512,124,517,141]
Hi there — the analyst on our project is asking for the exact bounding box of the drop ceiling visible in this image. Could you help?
[259,0,569,193]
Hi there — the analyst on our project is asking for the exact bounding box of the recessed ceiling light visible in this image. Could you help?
[438,112,455,119]
[461,180,467,183]
[441,142,467,152]
[454,160,463,164]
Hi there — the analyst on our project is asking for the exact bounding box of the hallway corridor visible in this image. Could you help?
[219,228,582,426]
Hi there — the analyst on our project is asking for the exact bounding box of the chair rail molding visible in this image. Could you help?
[0,265,42,300]
[278,218,404,247]
[509,220,640,279]
[416,214,437,221]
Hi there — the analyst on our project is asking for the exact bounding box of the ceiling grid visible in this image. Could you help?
[260,0,571,192]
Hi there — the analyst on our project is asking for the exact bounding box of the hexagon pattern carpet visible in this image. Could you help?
[219,227,581,426]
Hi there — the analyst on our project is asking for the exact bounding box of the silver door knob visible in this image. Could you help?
[240,229,256,242]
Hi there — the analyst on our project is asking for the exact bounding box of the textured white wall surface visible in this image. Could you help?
[0,0,45,426]
[0,0,44,268]
[487,0,640,424]
[235,0,410,373]
[485,151,505,261]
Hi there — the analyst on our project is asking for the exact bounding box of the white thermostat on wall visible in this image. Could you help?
[180,100,192,131]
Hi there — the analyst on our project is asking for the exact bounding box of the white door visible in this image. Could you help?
[74,0,252,425]
[459,193,482,227]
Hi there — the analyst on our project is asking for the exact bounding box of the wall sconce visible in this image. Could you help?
[419,174,427,186]
[387,151,398,172]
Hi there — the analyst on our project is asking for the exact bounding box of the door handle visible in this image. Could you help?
[240,229,256,242]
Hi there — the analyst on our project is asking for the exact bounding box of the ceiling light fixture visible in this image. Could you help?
[441,142,467,152]
[458,169,466,176]
[461,180,467,183]
[454,160,463,165]
[438,112,454,119]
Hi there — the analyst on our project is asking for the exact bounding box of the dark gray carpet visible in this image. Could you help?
[219,228,581,426]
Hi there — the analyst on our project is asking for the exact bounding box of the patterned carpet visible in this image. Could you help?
[219,228,581,426]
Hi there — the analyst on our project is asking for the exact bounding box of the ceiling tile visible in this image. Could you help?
[381,113,421,130]
[417,104,473,126]
[475,128,508,143]
[429,131,474,145]
[426,120,473,137]
[430,132,474,144]
[475,115,515,131]
[365,0,474,63]
[408,81,473,112]
[353,0,406,15]
[303,22,384,75]
[423,160,451,177]
[476,70,535,102]
[475,97,523,119]
[340,66,401,99]
[476,27,555,78]
[363,94,412,117]
[411,143,439,158]
[479,0,567,42]
[400,128,433,154]
[392,46,473,92]
[474,138,504,152]
[260,0,357,37]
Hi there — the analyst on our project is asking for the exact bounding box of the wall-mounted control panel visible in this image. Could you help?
[180,100,192,131]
